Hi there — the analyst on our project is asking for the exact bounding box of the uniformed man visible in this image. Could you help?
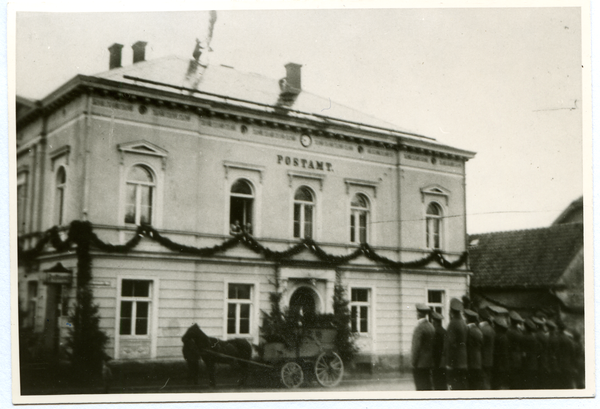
[507,310,525,389]
[444,298,468,390]
[411,303,435,390]
[492,316,510,390]
[556,321,575,389]
[532,316,549,389]
[479,308,496,390]
[522,318,540,389]
[431,311,447,390]
[572,329,585,389]
[465,309,483,390]
[546,319,560,388]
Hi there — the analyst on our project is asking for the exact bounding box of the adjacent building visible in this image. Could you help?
[17,42,475,370]
[469,196,584,336]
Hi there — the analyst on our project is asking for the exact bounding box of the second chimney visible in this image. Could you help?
[108,43,124,70]
[132,41,147,64]
[285,63,302,91]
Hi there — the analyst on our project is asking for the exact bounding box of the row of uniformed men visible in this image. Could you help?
[411,297,584,391]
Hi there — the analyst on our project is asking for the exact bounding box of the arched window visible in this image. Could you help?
[426,202,443,249]
[294,186,314,239]
[350,193,369,243]
[55,167,66,225]
[230,179,254,234]
[125,165,154,225]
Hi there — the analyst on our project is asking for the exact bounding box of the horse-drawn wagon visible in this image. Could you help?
[182,324,344,389]
[262,327,344,388]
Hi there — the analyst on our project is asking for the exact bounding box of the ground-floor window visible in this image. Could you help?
[350,288,370,334]
[227,283,253,335]
[119,279,152,336]
[427,289,445,316]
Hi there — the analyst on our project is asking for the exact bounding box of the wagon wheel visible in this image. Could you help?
[314,351,344,387]
[280,361,304,388]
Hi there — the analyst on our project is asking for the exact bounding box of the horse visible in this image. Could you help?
[181,323,255,388]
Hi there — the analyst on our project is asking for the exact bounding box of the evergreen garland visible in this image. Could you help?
[18,221,468,270]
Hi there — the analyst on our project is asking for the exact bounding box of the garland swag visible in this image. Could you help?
[19,221,468,270]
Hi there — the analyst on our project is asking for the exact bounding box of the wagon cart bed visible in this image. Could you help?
[261,328,344,388]
[198,327,344,389]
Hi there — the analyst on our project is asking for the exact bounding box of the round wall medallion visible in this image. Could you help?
[431,157,437,164]
[300,134,312,147]
[138,105,148,114]
[357,146,364,153]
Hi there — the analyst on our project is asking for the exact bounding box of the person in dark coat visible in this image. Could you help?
[507,310,525,389]
[479,308,495,390]
[546,320,560,389]
[532,316,549,389]
[572,330,585,389]
[492,316,510,390]
[444,298,468,390]
[431,311,447,390]
[556,322,575,389]
[411,303,435,390]
[465,309,484,390]
[522,318,540,389]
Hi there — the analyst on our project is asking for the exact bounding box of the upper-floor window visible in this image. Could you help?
[230,179,254,234]
[227,283,253,335]
[426,202,443,249]
[125,165,154,225]
[350,288,370,334]
[350,193,369,243]
[294,186,314,239]
[17,172,28,234]
[119,279,152,336]
[55,167,66,225]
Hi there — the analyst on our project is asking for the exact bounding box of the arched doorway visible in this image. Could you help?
[289,287,319,319]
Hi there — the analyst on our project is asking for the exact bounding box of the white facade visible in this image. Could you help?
[17,47,475,370]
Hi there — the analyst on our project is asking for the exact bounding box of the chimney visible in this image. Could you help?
[132,41,147,64]
[108,43,124,70]
[284,63,302,91]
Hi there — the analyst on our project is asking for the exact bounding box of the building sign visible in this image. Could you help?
[277,155,333,172]
[253,127,297,142]
[200,118,236,130]
[92,98,134,112]
[44,272,72,285]
[315,139,353,151]
[404,153,430,163]
[152,108,191,121]
[439,159,461,168]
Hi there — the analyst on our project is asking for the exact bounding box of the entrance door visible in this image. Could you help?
[289,287,318,323]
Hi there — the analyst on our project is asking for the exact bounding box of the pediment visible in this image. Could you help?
[118,141,168,157]
[420,184,450,205]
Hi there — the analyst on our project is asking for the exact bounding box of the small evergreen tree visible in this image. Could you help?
[66,221,109,383]
[332,270,358,363]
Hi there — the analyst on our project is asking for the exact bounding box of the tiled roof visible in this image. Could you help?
[93,55,421,138]
[469,223,583,289]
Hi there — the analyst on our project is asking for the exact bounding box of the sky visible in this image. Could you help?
[12,3,587,235]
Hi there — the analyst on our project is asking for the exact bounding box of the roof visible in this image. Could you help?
[17,54,476,159]
[469,223,583,289]
[552,196,583,225]
[95,55,410,133]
